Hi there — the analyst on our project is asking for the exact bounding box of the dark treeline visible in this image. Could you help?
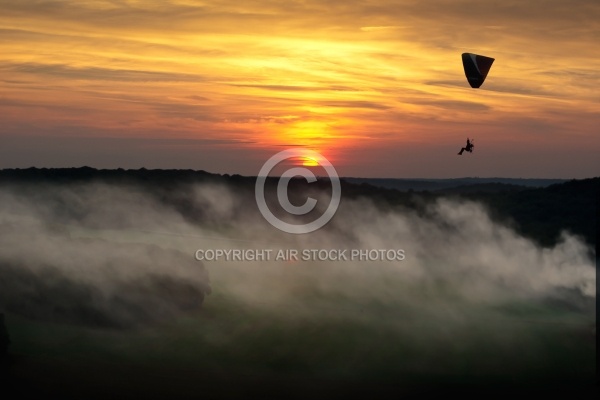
[438,179,598,249]
[0,167,597,248]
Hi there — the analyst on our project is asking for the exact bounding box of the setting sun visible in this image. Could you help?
[301,156,319,167]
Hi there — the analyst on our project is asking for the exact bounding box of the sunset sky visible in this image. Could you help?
[1,0,598,178]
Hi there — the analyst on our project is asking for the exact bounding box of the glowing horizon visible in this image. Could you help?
[1,0,599,178]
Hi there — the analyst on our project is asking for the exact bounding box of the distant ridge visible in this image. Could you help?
[342,177,568,192]
[0,168,568,190]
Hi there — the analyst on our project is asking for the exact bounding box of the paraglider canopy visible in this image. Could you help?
[462,53,494,88]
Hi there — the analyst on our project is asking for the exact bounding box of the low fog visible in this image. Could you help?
[0,179,594,331]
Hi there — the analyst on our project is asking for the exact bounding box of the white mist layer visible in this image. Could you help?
[0,182,595,327]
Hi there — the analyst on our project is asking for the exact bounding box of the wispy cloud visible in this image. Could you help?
[0,0,598,176]
[1,62,203,82]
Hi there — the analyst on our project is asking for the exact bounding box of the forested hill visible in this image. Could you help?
[431,178,598,249]
[340,176,597,248]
